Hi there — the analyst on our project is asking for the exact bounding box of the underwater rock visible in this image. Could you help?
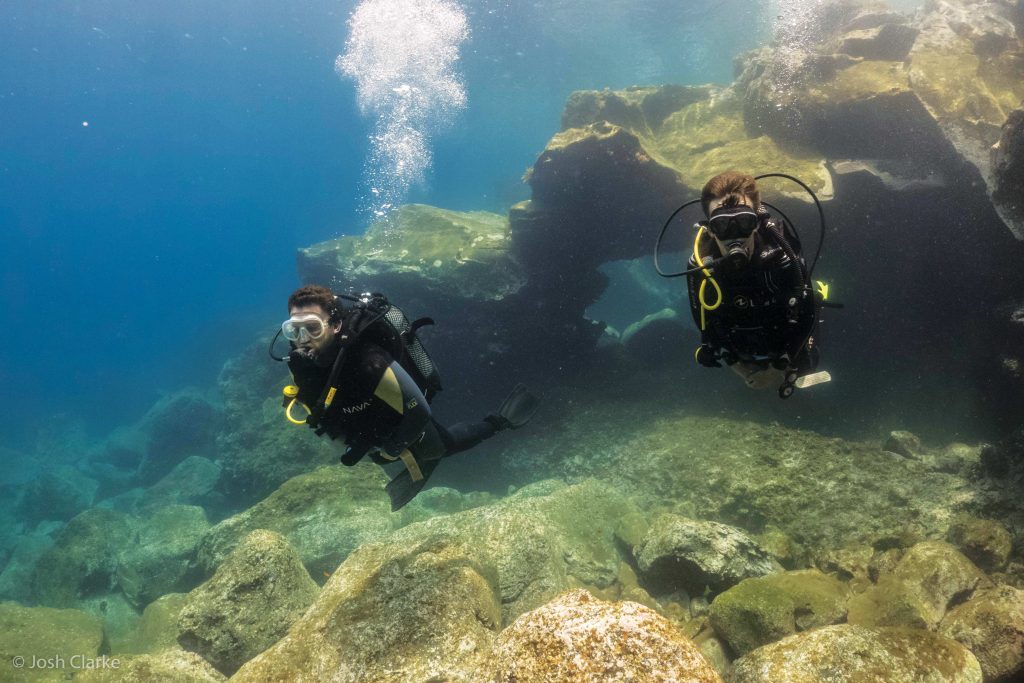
[196,465,391,580]
[298,204,524,305]
[707,569,849,656]
[835,22,920,61]
[884,430,923,459]
[31,508,134,608]
[116,505,209,608]
[730,624,982,683]
[118,593,188,655]
[980,426,1024,478]
[619,309,692,367]
[0,602,104,682]
[993,107,1024,229]
[74,648,226,683]
[230,536,501,683]
[813,544,874,582]
[847,574,934,629]
[391,485,496,529]
[140,456,222,515]
[17,464,98,525]
[491,589,722,683]
[79,590,140,655]
[886,540,990,626]
[137,392,221,486]
[634,514,782,596]
[177,529,319,676]
[946,515,1013,572]
[939,584,1024,682]
[0,523,58,603]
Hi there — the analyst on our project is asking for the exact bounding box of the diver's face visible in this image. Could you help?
[707,195,758,260]
[287,304,341,356]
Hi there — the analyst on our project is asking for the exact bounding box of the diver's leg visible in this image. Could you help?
[432,419,497,456]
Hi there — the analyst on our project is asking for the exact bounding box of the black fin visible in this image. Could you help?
[496,384,540,429]
[385,460,439,511]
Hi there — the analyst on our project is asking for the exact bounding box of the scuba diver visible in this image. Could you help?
[273,284,540,510]
[655,171,835,398]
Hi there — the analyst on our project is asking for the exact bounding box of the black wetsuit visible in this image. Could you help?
[288,339,497,466]
[686,217,818,371]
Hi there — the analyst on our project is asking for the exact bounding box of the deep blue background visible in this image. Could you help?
[0,0,767,448]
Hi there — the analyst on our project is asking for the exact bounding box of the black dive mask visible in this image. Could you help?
[706,205,760,240]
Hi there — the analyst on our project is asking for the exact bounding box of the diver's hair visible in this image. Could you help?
[701,171,760,216]
[288,285,342,323]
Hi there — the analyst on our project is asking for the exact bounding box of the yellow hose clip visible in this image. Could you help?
[282,385,310,426]
[693,226,722,331]
[815,280,830,301]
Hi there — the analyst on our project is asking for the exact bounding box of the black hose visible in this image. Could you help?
[653,198,704,278]
[754,173,827,277]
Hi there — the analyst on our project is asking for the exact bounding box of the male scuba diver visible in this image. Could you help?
[276,285,540,510]
[657,171,833,398]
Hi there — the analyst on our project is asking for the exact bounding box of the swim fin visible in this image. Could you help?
[494,383,540,429]
[385,460,439,511]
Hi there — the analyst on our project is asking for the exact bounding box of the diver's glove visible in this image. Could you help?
[695,345,722,368]
[771,354,791,371]
[340,440,373,466]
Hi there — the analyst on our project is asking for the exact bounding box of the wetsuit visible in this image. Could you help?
[288,340,498,468]
[686,217,818,372]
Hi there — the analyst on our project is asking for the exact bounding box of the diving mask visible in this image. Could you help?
[282,314,328,343]
[706,206,760,240]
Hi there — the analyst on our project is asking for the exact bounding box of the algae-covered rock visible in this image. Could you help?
[993,107,1024,229]
[298,204,524,304]
[730,624,982,682]
[140,456,222,514]
[31,508,134,607]
[708,569,848,656]
[635,514,782,596]
[196,464,391,579]
[0,602,104,682]
[813,544,874,582]
[177,529,319,675]
[74,648,226,682]
[491,589,723,683]
[846,574,933,629]
[946,514,1013,572]
[939,585,1024,682]
[119,593,188,655]
[884,430,923,459]
[137,392,221,485]
[17,465,98,524]
[230,536,501,683]
[0,525,57,603]
[117,505,209,608]
[889,540,989,625]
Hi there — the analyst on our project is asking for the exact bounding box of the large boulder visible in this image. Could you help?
[888,541,990,625]
[0,602,104,682]
[634,515,782,596]
[939,585,1024,682]
[231,536,501,683]
[74,649,226,682]
[491,589,723,683]
[946,514,1013,572]
[139,456,223,515]
[993,106,1024,230]
[177,530,319,676]
[31,508,134,607]
[730,624,982,682]
[196,465,392,579]
[708,569,849,656]
[17,465,98,524]
[116,505,209,608]
[0,524,59,603]
[137,392,221,485]
[118,593,188,655]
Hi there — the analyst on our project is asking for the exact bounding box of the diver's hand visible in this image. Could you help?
[696,345,722,368]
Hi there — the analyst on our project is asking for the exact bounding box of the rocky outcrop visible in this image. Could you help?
[634,515,782,596]
[230,536,501,683]
[993,106,1024,233]
[75,649,226,683]
[491,589,723,683]
[17,465,98,524]
[946,515,1013,572]
[730,624,982,682]
[116,505,209,608]
[177,530,319,676]
[196,465,392,579]
[31,508,134,608]
[0,602,104,682]
[939,585,1024,681]
[119,593,188,655]
[708,570,849,656]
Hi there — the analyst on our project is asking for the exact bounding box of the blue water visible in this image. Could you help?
[0,0,770,448]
